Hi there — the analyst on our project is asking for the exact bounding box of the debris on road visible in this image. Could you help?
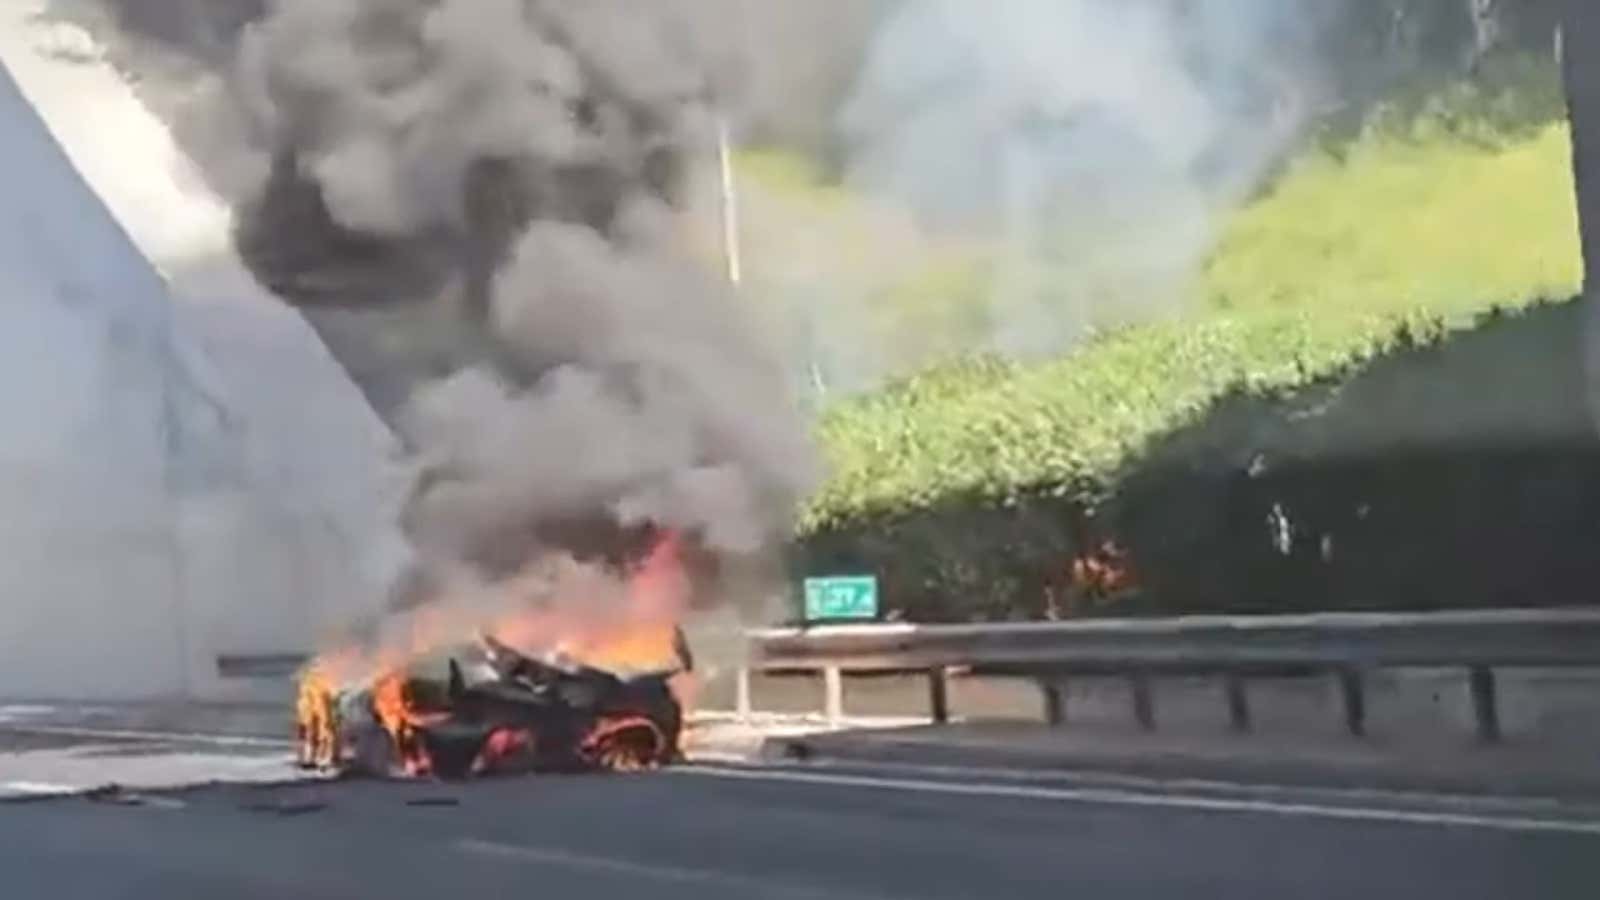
[239,799,329,817]
[404,796,461,808]
[84,784,185,809]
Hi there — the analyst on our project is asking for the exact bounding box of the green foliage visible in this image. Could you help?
[801,115,1583,539]
[1203,121,1580,319]
[805,309,1447,532]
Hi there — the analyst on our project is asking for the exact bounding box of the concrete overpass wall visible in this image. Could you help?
[0,13,407,702]
[0,57,190,699]
[1565,0,1600,290]
[1562,2,1600,442]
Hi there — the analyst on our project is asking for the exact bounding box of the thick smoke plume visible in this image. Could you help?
[185,0,816,644]
[63,0,1334,397]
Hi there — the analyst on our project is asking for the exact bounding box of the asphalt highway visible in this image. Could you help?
[2,760,1598,899]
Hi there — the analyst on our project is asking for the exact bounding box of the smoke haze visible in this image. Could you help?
[823,0,1324,366]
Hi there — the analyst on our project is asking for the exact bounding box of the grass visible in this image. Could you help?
[799,115,1583,536]
[1204,123,1580,319]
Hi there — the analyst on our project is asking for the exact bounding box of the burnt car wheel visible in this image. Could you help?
[581,715,669,772]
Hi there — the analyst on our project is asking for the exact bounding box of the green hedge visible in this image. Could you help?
[800,118,1583,539]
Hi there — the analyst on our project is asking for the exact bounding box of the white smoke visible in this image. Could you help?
[831,0,1320,362]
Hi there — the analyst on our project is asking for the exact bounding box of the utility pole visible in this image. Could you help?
[717,115,743,287]
[715,111,827,401]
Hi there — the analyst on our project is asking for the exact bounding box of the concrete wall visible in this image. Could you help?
[0,58,189,698]
[1564,0,1600,291]
[0,13,407,702]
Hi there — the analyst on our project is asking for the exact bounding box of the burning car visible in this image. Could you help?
[297,630,688,778]
[297,528,700,779]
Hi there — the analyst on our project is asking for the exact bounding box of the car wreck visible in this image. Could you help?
[296,524,706,779]
[297,631,689,779]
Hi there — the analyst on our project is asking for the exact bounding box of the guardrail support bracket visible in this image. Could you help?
[824,666,844,727]
[735,666,753,723]
[1337,668,1367,737]
[1224,673,1252,733]
[928,667,950,724]
[1131,672,1156,732]
[1470,666,1501,743]
[1041,681,1066,727]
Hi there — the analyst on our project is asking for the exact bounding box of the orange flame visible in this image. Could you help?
[1067,540,1136,608]
[295,666,338,769]
[371,672,441,777]
[487,530,688,674]
[294,529,696,775]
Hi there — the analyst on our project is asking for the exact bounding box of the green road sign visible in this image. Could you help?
[804,575,879,622]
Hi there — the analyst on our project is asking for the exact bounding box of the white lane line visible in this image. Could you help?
[456,838,896,900]
[0,724,291,749]
[774,757,1585,817]
[2,781,76,795]
[675,765,1600,837]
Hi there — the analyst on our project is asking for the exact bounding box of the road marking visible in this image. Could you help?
[2,781,75,796]
[766,756,1584,817]
[0,724,291,749]
[456,838,897,899]
[0,705,67,719]
[676,765,1600,837]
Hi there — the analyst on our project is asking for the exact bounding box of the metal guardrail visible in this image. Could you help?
[218,609,1600,743]
[215,654,311,679]
[740,609,1600,741]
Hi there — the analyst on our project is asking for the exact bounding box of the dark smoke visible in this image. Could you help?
[226,0,813,572]
[49,0,816,604]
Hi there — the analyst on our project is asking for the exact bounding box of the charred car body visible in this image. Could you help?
[297,632,688,779]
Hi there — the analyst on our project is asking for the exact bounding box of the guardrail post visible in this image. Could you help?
[824,666,844,727]
[1130,672,1156,732]
[1041,680,1066,727]
[928,667,950,724]
[735,666,753,723]
[1469,666,1501,743]
[1337,668,1366,737]
[1224,673,1252,733]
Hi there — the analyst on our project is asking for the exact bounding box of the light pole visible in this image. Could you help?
[717,114,743,288]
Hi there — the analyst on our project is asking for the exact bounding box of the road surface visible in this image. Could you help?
[3,758,1598,899]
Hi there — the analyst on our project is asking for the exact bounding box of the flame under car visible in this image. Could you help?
[297,636,685,779]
